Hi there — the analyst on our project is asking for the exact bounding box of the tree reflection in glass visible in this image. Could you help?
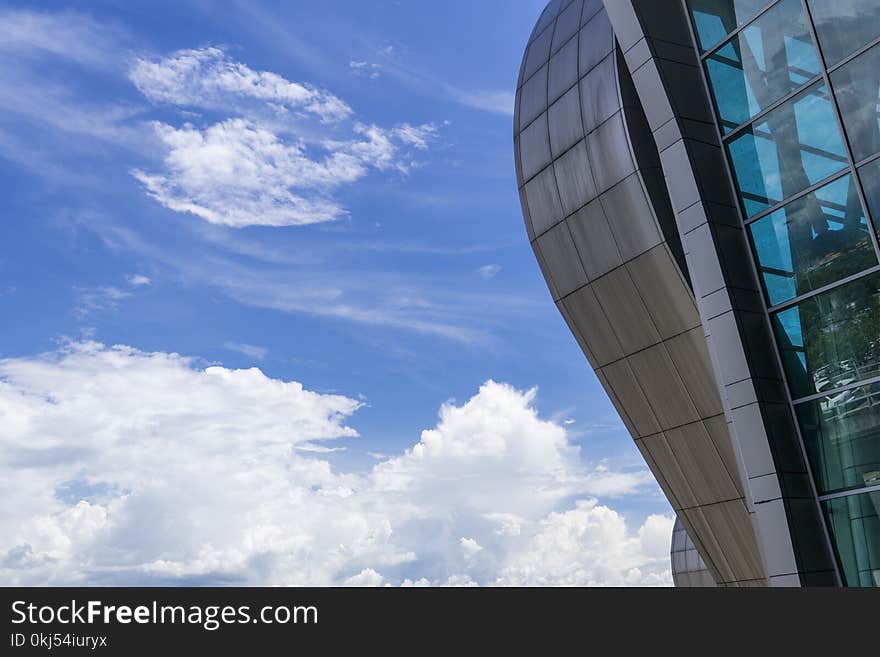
[728,82,848,217]
[750,174,876,305]
[797,382,880,495]
[705,0,819,133]
[773,273,880,398]
[832,41,880,162]
[823,491,880,587]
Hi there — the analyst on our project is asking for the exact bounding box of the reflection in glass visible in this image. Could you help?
[797,382,880,495]
[808,0,880,65]
[688,0,771,51]
[706,0,819,132]
[831,42,880,163]
[859,159,880,237]
[823,491,880,587]
[728,82,849,217]
[749,175,876,306]
[772,273,880,398]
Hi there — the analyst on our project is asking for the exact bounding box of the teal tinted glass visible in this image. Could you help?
[772,273,880,398]
[823,492,880,587]
[797,382,880,495]
[831,42,880,162]
[749,175,876,306]
[706,0,819,133]
[808,0,880,65]
[727,82,849,217]
[688,0,771,51]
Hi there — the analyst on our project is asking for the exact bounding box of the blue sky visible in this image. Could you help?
[0,0,674,586]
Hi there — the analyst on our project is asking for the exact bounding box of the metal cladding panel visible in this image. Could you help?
[514,0,765,586]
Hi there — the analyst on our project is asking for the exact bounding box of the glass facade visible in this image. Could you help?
[705,0,820,133]
[772,273,880,398]
[727,82,848,217]
[688,0,880,586]
[690,0,774,51]
[823,492,880,586]
[807,0,880,65]
[831,42,880,162]
[797,382,880,495]
[749,174,875,305]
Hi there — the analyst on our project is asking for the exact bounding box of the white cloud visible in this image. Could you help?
[496,502,674,587]
[348,44,513,117]
[73,286,132,318]
[450,89,515,117]
[133,119,345,228]
[460,537,483,557]
[129,48,440,228]
[391,123,439,150]
[0,9,125,72]
[349,61,381,79]
[342,568,385,587]
[131,47,351,123]
[0,344,670,586]
[477,264,502,279]
[126,274,151,286]
[223,342,268,361]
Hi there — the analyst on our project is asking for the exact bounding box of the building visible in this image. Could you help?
[514,0,880,586]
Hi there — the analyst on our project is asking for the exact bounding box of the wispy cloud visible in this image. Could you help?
[126,274,151,286]
[477,264,502,279]
[349,60,381,79]
[349,46,514,117]
[73,286,132,319]
[0,9,128,72]
[223,342,268,361]
[448,89,515,116]
[90,217,530,345]
[0,9,146,170]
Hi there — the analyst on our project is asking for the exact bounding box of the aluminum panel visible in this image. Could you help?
[553,140,597,216]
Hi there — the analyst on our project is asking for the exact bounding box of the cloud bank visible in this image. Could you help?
[0,342,671,586]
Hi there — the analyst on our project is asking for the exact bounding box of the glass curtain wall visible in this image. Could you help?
[687,0,880,586]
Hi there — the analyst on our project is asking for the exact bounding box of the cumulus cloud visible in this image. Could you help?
[496,502,673,587]
[0,343,670,586]
[129,47,440,228]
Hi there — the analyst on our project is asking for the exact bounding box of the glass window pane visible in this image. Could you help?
[688,0,771,52]
[808,0,880,65]
[831,42,880,163]
[749,175,877,306]
[772,273,880,398]
[706,0,820,133]
[858,159,880,236]
[797,382,880,495]
[728,82,849,217]
[822,492,880,587]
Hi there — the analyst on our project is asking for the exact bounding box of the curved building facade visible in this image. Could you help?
[516,0,880,587]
